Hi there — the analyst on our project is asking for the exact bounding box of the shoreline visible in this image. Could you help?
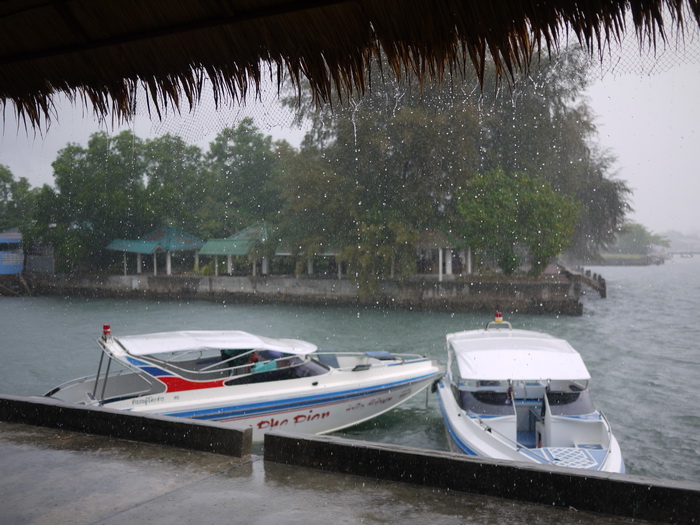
[22,272,586,315]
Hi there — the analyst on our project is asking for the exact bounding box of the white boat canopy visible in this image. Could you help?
[115,331,318,356]
[447,329,591,381]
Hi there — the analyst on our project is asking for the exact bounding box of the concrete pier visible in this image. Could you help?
[0,421,660,525]
[265,431,700,524]
[0,394,251,457]
[1,395,697,524]
[28,273,585,315]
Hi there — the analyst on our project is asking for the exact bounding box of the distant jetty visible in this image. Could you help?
[25,271,591,315]
[594,254,665,266]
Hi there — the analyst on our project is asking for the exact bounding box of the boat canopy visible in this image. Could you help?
[448,329,591,381]
[115,330,318,356]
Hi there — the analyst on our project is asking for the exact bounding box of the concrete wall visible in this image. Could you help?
[0,394,252,457]
[264,431,700,523]
[30,273,583,315]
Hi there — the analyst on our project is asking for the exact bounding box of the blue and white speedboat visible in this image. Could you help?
[436,314,624,472]
[46,326,443,442]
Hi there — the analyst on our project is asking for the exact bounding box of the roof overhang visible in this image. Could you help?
[199,238,256,256]
[106,239,163,255]
[2,1,698,129]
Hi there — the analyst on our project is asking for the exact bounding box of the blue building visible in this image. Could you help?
[0,229,23,275]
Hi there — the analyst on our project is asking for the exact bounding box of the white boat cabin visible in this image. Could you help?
[446,327,608,450]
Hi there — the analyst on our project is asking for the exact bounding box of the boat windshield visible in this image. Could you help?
[224,355,328,385]
[546,389,596,416]
[459,390,514,415]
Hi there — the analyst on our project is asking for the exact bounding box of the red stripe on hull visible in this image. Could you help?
[159,376,226,392]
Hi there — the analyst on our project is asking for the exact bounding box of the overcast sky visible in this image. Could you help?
[1,47,698,235]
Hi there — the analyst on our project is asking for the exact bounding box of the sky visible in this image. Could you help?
[586,62,700,235]
[1,42,699,235]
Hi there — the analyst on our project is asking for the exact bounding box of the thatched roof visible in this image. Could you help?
[2,0,699,129]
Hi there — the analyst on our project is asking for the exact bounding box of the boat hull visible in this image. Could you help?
[162,373,437,440]
[55,362,441,442]
[46,329,443,443]
[436,380,625,473]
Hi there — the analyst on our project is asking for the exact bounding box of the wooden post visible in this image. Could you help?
[227,255,233,275]
[123,253,127,276]
[153,252,157,276]
[166,251,172,276]
[194,251,199,273]
[136,253,142,274]
[438,248,443,282]
[214,255,219,277]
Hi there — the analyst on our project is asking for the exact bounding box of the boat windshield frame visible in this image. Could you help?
[546,388,597,416]
[133,347,329,382]
[458,388,515,415]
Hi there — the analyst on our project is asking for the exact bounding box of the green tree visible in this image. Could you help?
[143,134,205,232]
[204,118,282,236]
[340,213,419,293]
[29,131,148,271]
[456,170,579,275]
[476,49,631,258]
[284,48,629,283]
[0,164,36,232]
[283,69,483,286]
[612,222,670,255]
[275,147,358,259]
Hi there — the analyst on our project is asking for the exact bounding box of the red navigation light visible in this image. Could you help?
[103,325,111,336]
[495,311,503,323]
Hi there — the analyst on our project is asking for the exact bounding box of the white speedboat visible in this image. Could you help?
[46,326,443,442]
[436,314,624,472]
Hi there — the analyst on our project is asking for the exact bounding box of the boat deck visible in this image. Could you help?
[525,446,608,470]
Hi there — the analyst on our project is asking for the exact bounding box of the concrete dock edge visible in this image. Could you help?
[0,394,252,457]
[264,431,700,523]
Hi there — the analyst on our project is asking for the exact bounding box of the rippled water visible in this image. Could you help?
[1,257,698,482]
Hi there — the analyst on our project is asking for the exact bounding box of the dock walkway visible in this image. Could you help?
[559,264,607,298]
[0,421,667,525]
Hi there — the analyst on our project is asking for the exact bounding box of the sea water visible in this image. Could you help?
[1,256,698,482]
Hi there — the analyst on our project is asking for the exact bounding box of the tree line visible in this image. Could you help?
[1,49,646,284]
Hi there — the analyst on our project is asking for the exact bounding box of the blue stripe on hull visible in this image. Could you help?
[161,372,438,422]
[435,383,478,456]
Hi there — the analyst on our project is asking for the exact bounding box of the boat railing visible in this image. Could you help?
[199,349,258,373]
[45,366,161,405]
[314,351,429,371]
[44,373,101,397]
[150,351,282,379]
[470,411,528,449]
[598,410,614,467]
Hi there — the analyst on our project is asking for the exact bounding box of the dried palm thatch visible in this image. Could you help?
[1,0,699,129]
